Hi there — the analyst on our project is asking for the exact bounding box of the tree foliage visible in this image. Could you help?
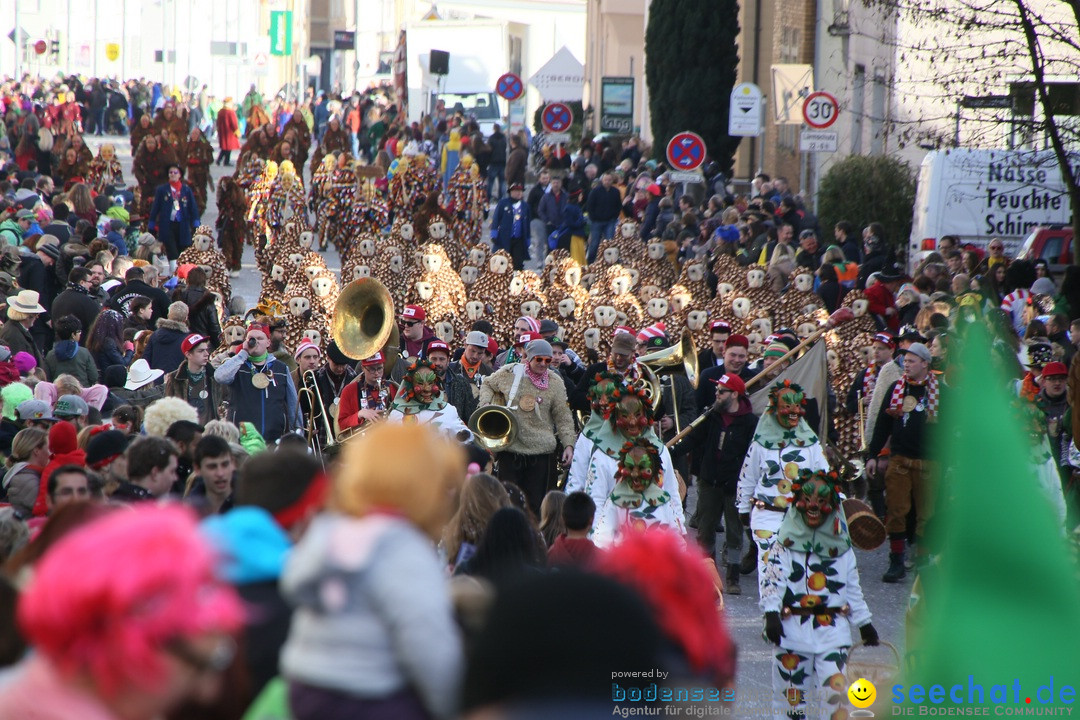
[817,155,916,253]
[864,0,1080,254]
[645,0,741,175]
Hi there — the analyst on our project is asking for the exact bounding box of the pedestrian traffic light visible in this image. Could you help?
[49,40,59,61]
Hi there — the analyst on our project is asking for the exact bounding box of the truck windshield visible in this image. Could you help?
[438,92,500,120]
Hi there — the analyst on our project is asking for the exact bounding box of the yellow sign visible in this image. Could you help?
[105,43,120,61]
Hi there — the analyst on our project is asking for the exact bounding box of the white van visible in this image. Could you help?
[908,148,1078,268]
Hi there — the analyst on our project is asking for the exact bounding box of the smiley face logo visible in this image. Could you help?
[848,678,876,708]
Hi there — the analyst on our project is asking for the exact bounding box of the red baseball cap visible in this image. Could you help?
[181,333,209,354]
[515,331,541,347]
[872,332,896,349]
[401,305,427,321]
[714,373,746,396]
[710,320,732,333]
[725,334,749,350]
[361,351,385,367]
[426,340,451,357]
[1043,361,1068,377]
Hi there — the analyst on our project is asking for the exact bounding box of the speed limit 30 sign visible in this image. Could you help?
[802,91,839,129]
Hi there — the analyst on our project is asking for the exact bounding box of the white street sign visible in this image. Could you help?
[667,171,703,183]
[800,129,838,152]
[543,132,571,145]
[529,46,584,102]
[729,82,764,137]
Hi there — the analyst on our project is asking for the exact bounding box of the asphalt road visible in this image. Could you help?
[89,131,913,717]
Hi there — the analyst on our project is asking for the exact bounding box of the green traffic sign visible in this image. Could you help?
[269,11,293,56]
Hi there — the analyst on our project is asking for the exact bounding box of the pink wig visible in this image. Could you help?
[17,505,244,698]
[596,528,736,686]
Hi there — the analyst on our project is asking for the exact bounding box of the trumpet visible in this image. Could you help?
[297,370,337,457]
[335,380,395,442]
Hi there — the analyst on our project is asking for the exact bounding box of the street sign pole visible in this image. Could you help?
[13,0,19,80]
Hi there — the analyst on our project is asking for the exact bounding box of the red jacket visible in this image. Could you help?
[547,536,598,568]
[338,380,396,430]
[216,108,240,151]
[864,282,899,331]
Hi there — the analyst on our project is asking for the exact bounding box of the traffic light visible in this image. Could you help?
[49,38,59,62]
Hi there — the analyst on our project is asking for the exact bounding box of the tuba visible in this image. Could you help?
[638,329,699,432]
[638,328,699,388]
[331,278,400,374]
[469,404,519,452]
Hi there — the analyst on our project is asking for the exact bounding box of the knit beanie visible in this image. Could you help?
[12,352,36,376]
[763,341,788,360]
[517,316,541,334]
[48,420,78,455]
[86,429,131,471]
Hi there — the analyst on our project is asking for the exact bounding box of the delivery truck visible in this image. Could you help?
[908,148,1080,266]
[405,19,527,136]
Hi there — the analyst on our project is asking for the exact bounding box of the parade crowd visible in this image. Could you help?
[0,73,1073,720]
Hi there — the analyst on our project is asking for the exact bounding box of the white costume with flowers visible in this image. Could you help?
[590,445,686,548]
[763,509,871,720]
[737,417,828,610]
[386,403,472,441]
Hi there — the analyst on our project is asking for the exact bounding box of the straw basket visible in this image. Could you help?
[843,498,886,551]
[847,641,901,712]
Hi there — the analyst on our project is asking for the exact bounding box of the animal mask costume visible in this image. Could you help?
[776,469,851,558]
[610,437,669,510]
[391,359,447,413]
[754,380,818,449]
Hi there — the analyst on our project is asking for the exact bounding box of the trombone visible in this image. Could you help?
[297,370,337,458]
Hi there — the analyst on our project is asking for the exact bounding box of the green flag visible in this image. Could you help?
[900,325,1080,708]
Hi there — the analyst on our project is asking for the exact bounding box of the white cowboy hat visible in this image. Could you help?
[7,290,45,314]
[124,359,165,390]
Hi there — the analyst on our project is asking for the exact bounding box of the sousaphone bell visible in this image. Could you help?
[469,404,519,452]
[331,278,400,374]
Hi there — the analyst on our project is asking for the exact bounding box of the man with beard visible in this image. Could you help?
[51,267,101,344]
[303,340,357,450]
[867,342,939,582]
[737,380,828,602]
[696,334,754,413]
[571,330,642,413]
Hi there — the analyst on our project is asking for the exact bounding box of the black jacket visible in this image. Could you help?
[586,185,622,223]
[672,396,758,492]
[856,248,892,290]
[110,279,171,321]
[488,130,507,164]
[51,285,101,343]
[696,364,755,414]
[174,286,222,347]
